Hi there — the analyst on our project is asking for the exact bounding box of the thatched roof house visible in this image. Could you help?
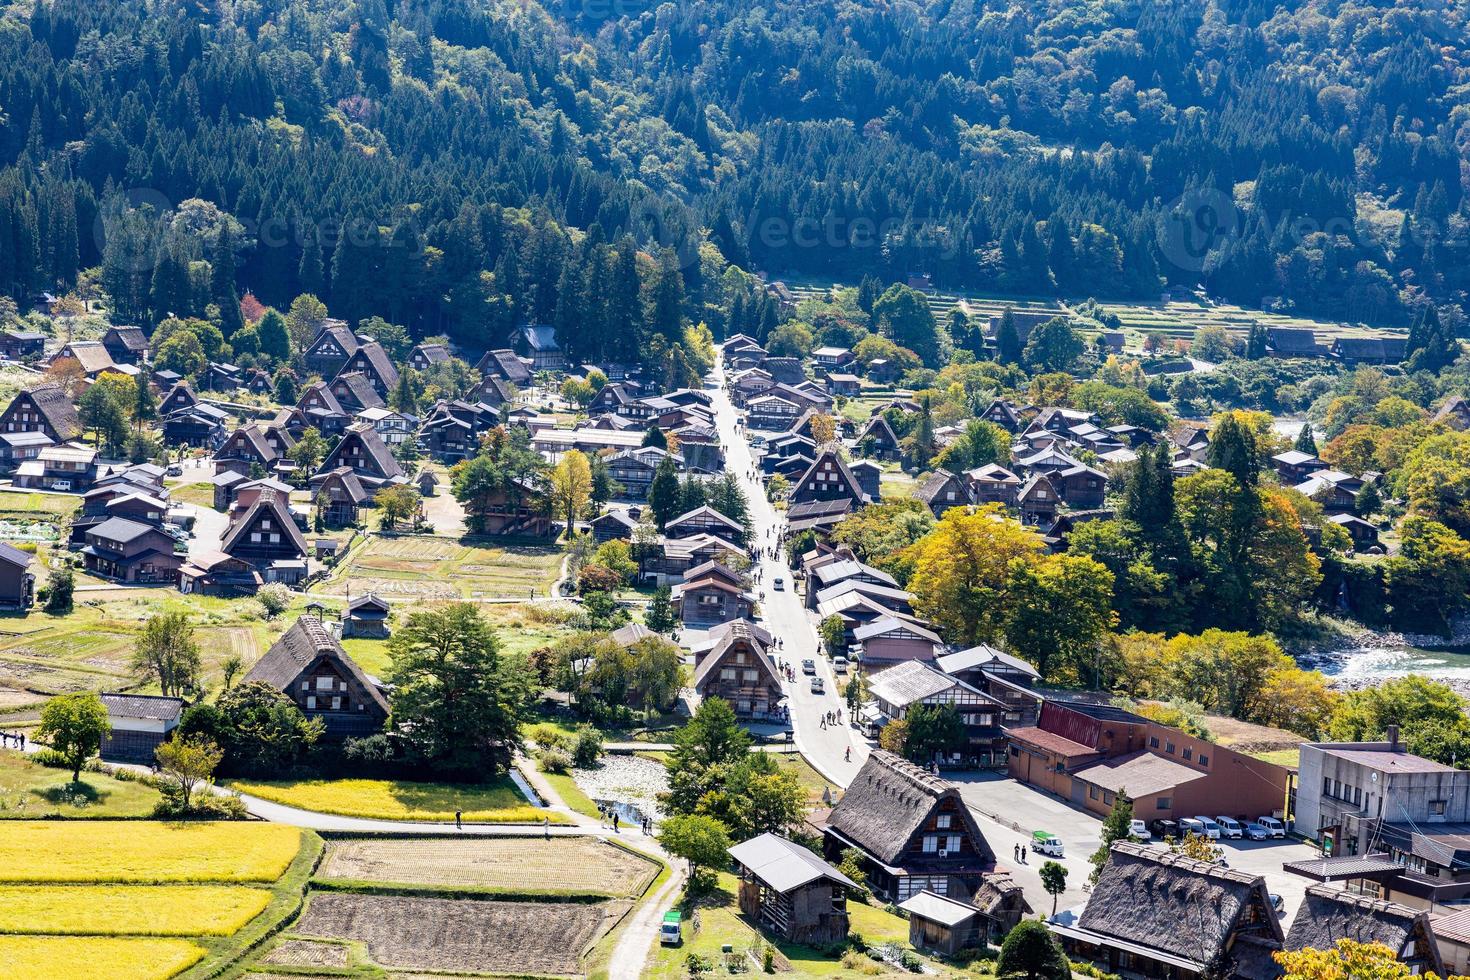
[821,750,994,902]
[1053,842,1283,980]
[1283,885,1442,975]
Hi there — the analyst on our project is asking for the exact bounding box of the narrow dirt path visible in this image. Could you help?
[609,858,685,980]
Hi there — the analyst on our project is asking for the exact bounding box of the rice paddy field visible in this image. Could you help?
[228,776,572,824]
[0,936,207,980]
[0,885,270,936]
[321,533,564,600]
[787,279,1405,353]
[0,822,321,980]
[0,821,302,883]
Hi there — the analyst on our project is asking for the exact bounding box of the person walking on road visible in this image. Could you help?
[455,809,462,830]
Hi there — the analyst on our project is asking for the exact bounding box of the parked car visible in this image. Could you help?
[1030,831,1064,857]
[1256,817,1287,838]
[1129,819,1151,840]
[773,577,785,591]
[1244,822,1272,841]
[1270,894,1285,914]
[832,656,849,674]
[1214,816,1244,839]
[1149,818,1180,839]
[165,465,183,477]
[810,676,824,694]
[1191,816,1222,840]
[1178,817,1207,838]
[801,659,816,674]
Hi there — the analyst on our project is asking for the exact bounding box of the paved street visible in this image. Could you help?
[708,364,869,787]
[953,771,1318,921]
[710,359,1317,923]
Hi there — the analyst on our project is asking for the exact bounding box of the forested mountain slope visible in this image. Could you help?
[0,0,1464,345]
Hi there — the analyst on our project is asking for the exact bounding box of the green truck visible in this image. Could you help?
[660,910,682,946]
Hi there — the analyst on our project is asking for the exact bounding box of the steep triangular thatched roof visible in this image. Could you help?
[1284,884,1442,974]
[244,614,389,716]
[826,750,993,867]
[1077,842,1283,973]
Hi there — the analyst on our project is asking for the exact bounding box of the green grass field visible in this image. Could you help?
[644,873,921,979]
[228,776,573,824]
[0,752,160,818]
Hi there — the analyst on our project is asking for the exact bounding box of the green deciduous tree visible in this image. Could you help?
[996,919,1070,980]
[132,611,202,699]
[37,692,109,782]
[657,813,732,886]
[387,603,537,778]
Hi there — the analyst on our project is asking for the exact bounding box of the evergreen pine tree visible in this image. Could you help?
[1293,423,1317,455]
[995,307,1022,365]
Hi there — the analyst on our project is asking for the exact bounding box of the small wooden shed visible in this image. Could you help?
[342,592,391,638]
[729,833,856,947]
[900,890,986,956]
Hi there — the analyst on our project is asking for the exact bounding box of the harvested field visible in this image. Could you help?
[0,822,301,883]
[261,939,350,968]
[0,884,270,936]
[294,892,626,975]
[327,535,563,600]
[317,837,657,896]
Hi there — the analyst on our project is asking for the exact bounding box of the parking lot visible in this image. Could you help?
[952,771,1321,924]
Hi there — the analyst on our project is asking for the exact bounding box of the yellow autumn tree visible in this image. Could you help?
[903,504,1046,647]
[1275,938,1467,980]
[549,449,593,538]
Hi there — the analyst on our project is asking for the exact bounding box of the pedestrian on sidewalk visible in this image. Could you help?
[455,809,462,830]
[612,811,620,833]
[544,816,551,840]
[844,746,850,762]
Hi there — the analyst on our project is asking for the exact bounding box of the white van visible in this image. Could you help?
[1177,817,1207,838]
[1192,816,1222,840]
[1214,816,1244,839]
[1256,816,1286,838]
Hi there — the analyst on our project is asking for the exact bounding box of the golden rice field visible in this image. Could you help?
[0,822,302,883]
[230,777,571,824]
[0,936,206,980]
[0,885,271,936]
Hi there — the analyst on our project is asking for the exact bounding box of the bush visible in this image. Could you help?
[151,783,249,820]
[528,723,572,751]
[839,951,883,975]
[571,724,603,767]
[257,583,291,617]
[29,748,72,769]
[537,746,573,773]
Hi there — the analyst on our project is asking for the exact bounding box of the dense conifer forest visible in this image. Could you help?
[0,0,1465,353]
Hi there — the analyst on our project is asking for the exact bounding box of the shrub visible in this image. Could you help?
[152,783,249,820]
[29,748,71,769]
[257,583,291,617]
[528,723,572,751]
[537,746,573,773]
[571,724,603,767]
[840,951,883,975]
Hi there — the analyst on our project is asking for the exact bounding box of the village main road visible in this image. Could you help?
[708,364,869,788]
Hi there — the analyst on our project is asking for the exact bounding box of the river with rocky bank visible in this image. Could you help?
[1295,618,1470,696]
